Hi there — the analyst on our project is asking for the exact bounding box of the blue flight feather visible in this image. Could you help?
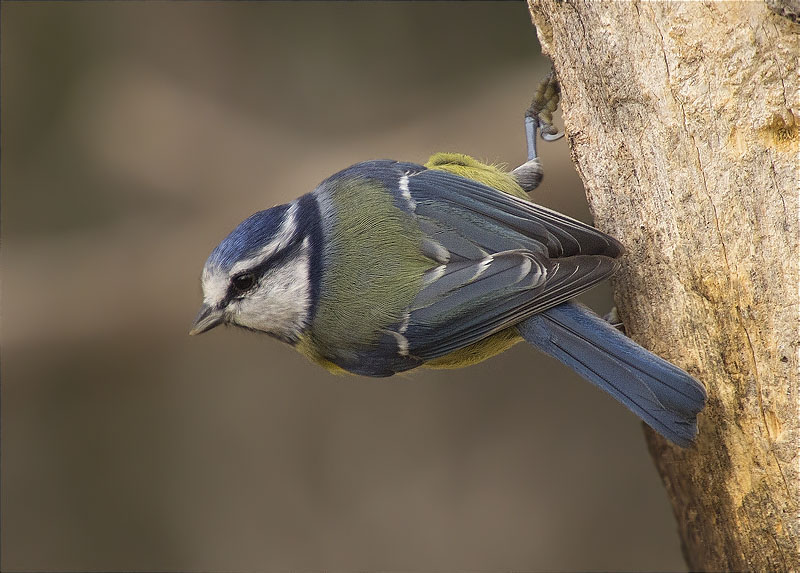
[517,301,707,446]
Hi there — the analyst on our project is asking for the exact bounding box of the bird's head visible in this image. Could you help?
[190,199,319,343]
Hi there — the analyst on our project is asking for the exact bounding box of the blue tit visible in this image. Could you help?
[190,151,706,447]
[191,79,706,447]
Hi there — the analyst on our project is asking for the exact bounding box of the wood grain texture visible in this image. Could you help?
[527,1,799,570]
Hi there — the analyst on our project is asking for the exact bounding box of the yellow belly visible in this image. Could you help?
[423,327,523,370]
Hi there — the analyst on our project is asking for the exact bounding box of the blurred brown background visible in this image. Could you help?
[2,2,686,571]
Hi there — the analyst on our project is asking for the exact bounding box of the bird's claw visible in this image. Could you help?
[513,67,563,192]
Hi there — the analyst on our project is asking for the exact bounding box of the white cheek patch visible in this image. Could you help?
[230,237,312,340]
[229,201,299,277]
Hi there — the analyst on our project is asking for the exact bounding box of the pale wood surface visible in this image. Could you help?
[527,1,799,570]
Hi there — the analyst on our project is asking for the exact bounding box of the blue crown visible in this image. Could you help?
[206,204,290,272]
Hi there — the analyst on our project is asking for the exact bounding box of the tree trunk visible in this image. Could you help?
[526,1,799,571]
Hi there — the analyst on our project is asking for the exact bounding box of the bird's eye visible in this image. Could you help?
[231,272,256,293]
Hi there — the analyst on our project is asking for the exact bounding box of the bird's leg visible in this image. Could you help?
[514,72,625,332]
[512,68,564,192]
[603,306,627,333]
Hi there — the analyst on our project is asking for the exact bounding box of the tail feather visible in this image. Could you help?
[517,301,706,447]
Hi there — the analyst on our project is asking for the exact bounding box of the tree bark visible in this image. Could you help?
[526,1,799,571]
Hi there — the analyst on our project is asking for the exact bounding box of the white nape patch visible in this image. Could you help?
[399,174,416,211]
[423,264,447,285]
[471,255,494,281]
[229,201,299,277]
[228,236,312,341]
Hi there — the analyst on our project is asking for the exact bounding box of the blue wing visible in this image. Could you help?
[399,165,622,361]
[330,161,623,373]
[321,161,705,447]
[408,168,622,260]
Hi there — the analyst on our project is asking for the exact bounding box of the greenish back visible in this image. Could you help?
[301,153,531,372]
[425,152,530,200]
[310,177,433,359]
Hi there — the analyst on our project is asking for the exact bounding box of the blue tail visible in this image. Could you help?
[517,301,706,447]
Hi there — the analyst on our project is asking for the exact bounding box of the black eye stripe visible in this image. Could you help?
[223,239,306,303]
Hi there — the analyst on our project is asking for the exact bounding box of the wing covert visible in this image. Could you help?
[407,168,623,259]
[314,160,624,375]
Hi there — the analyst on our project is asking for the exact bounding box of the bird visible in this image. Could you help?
[190,84,706,447]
